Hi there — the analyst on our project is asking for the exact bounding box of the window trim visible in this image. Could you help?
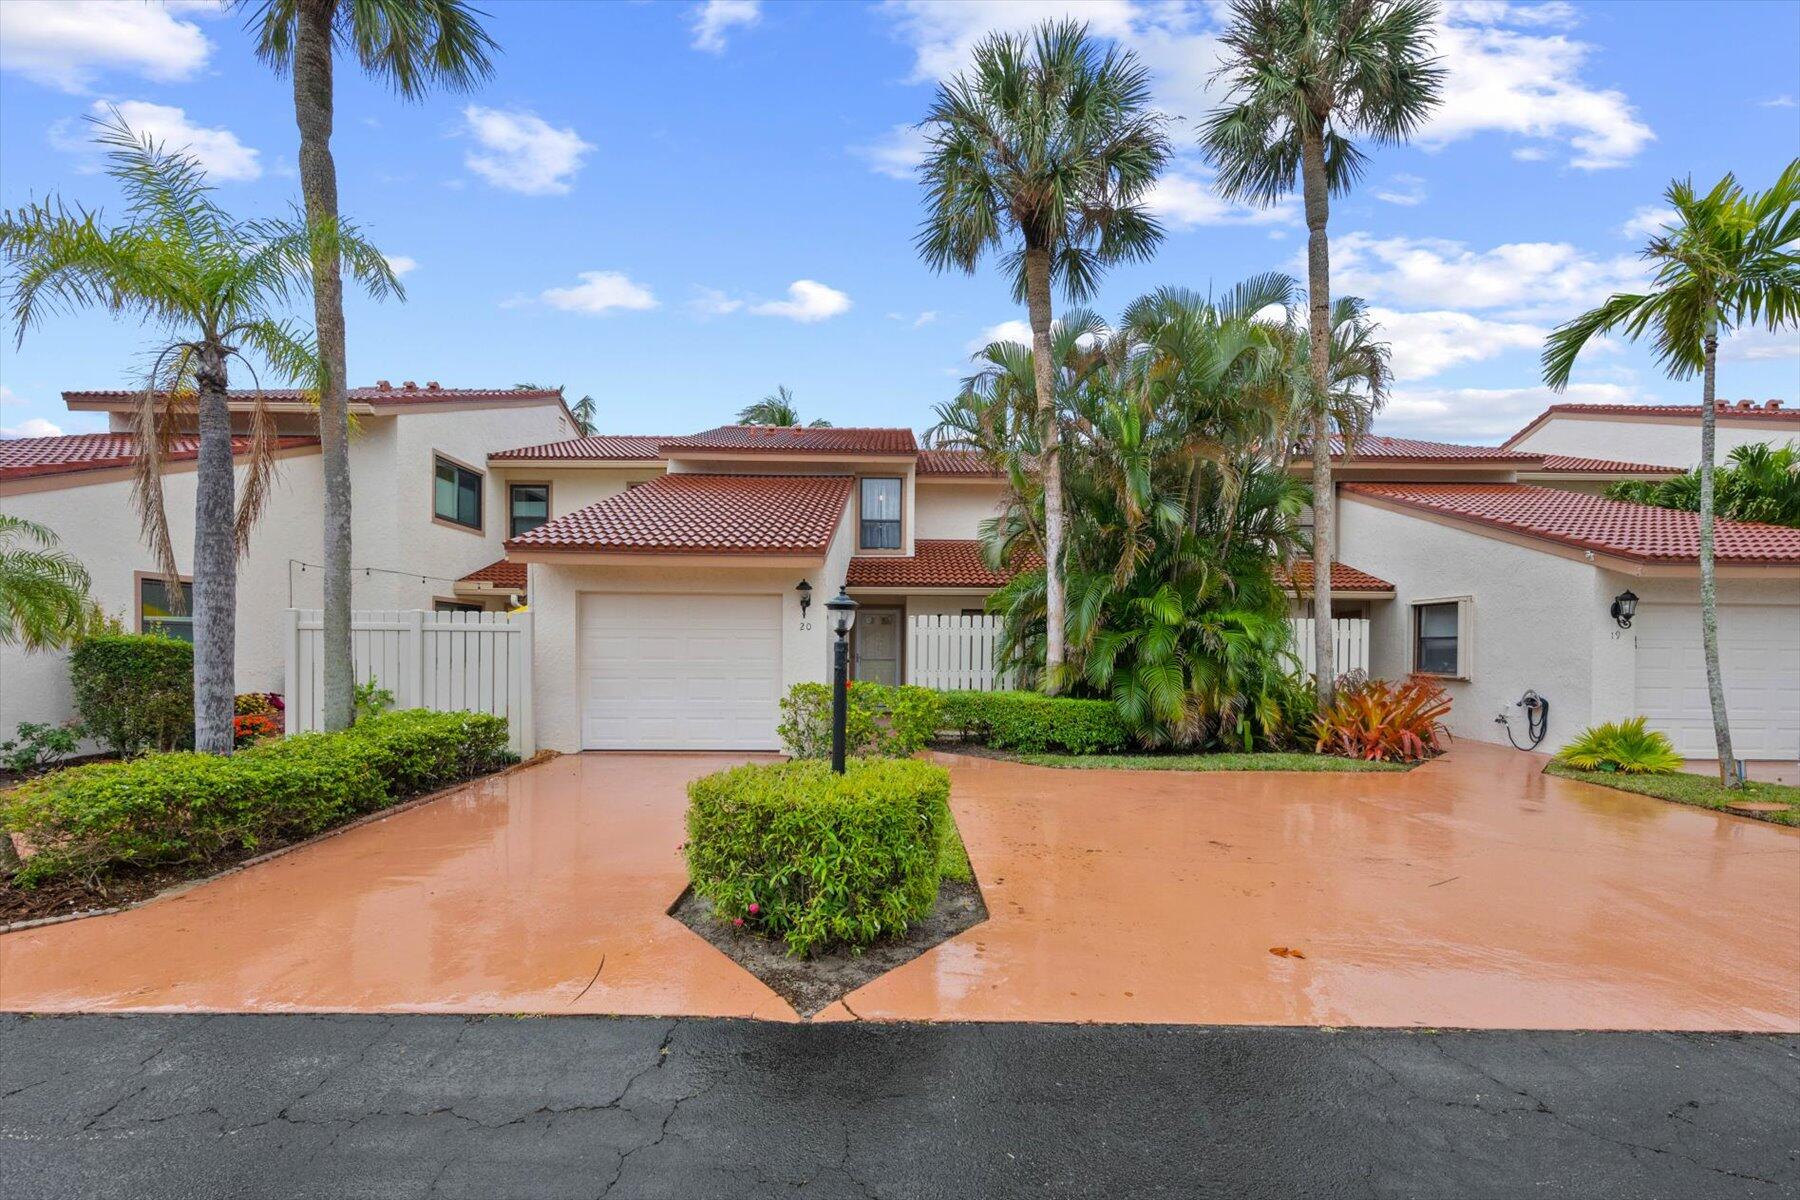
[507,480,552,539]
[432,451,485,534]
[134,571,194,641]
[857,475,904,553]
[1411,595,1472,681]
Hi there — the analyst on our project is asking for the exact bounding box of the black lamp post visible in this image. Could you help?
[825,587,859,774]
[1610,589,1638,629]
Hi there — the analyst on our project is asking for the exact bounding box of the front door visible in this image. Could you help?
[854,608,902,685]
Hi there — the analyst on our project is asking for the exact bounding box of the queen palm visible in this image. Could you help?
[1544,163,1800,786]
[738,385,830,427]
[0,516,102,651]
[918,19,1170,690]
[0,116,400,753]
[245,0,496,734]
[1202,0,1442,706]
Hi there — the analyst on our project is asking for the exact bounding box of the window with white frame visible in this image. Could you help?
[1412,597,1471,679]
[859,477,902,550]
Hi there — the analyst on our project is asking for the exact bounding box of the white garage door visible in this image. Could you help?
[579,593,782,750]
[1634,603,1800,759]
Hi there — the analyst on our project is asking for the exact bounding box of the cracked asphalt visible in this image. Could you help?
[0,1015,1794,1199]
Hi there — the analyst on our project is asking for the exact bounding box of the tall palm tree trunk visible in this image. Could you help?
[1024,245,1065,690]
[1697,319,1736,785]
[1301,127,1335,706]
[294,0,354,733]
[192,347,238,754]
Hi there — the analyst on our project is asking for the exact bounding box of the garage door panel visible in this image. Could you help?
[1635,603,1800,759]
[580,593,783,750]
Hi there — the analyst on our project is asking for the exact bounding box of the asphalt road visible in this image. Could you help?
[0,1015,1793,1199]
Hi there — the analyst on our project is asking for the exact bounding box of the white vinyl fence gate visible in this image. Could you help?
[1288,617,1370,679]
[907,614,1015,691]
[284,609,534,754]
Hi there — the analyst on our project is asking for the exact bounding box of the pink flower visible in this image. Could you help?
[748,903,760,915]
[732,917,744,927]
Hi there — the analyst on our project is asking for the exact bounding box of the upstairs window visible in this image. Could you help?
[860,477,901,550]
[509,483,549,537]
[434,456,482,531]
[139,576,193,642]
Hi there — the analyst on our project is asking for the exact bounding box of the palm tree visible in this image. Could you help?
[738,385,830,427]
[0,115,399,753]
[1544,163,1800,786]
[1202,0,1442,707]
[1607,441,1800,528]
[918,19,1170,690]
[571,394,598,437]
[245,0,496,734]
[0,516,102,651]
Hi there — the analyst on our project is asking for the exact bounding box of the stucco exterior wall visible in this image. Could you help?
[490,465,666,522]
[913,481,1006,540]
[1511,414,1792,469]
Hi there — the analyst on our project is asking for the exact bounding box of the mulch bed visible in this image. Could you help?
[670,879,989,1018]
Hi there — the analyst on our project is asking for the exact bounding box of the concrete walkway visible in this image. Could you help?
[2,744,1795,1029]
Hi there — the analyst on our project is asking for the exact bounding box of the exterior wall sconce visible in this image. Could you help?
[796,579,813,618]
[1610,589,1638,629]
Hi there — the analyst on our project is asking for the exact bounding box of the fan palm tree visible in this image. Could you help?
[1544,162,1800,785]
[570,394,598,436]
[737,385,830,427]
[244,0,496,733]
[917,19,1170,690]
[1201,0,1442,706]
[0,516,102,651]
[0,115,400,753]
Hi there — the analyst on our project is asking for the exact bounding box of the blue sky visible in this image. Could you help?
[1,0,1796,446]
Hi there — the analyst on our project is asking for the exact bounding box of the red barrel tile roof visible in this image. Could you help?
[63,384,562,408]
[457,558,527,591]
[490,435,668,462]
[1301,434,1541,462]
[0,432,320,481]
[1278,560,1395,593]
[507,473,853,556]
[659,425,918,455]
[847,539,1038,589]
[1342,482,1800,565]
[1504,400,1796,447]
[917,448,1002,477]
[1531,455,1682,474]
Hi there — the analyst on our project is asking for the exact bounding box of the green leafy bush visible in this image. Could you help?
[937,690,1131,754]
[777,682,943,759]
[68,634,193,755]
[1,721,83,775]
[1,709,512,886]
[685,758,950,957]
[1554,717,1683,775]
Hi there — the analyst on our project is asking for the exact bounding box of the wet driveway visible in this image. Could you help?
[2,743,1795,1029]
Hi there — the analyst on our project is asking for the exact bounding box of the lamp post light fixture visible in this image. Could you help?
[1609,589,1638,629]
[825,587,859,774]
[795,579,813,620]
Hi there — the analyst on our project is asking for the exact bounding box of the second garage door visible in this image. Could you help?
[579,593,782,750]
[1634,602,1800,759]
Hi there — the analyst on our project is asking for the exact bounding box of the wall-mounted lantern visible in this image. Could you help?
[796,579,813,619]
[1610,589,1638,629]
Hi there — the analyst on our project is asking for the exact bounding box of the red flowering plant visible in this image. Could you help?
[232,713,280,745]
[1313,675,1451,764]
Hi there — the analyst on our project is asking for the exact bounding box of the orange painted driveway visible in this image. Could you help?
[3,743,1796,1030]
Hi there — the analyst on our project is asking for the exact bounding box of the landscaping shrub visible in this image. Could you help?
[69,634,194,755]
[1,709,512,887]
[937,690,1131,754]
[1313,676,1451,763]
[777,682,942,759]
[685,758,950,957]
[1554,717,1683,775]
[1,721,83,775]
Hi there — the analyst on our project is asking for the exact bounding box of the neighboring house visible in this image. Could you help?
[0,383,573,737]
[1504,399,1797,468]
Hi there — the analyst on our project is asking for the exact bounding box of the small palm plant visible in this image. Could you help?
[0,516,103,651]
[1555,718,1685,775]
[738,385,829,427]
[0,114,400,753]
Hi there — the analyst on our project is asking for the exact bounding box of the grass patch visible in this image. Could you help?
[1546,764,1800,826]
[937,801,974,883]
[1010,751,1410,773]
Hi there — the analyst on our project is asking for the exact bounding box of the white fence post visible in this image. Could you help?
[1289,617,1370,679]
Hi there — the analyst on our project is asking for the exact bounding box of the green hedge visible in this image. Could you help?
[777,681,942,760]
[69,635,194,755]
[685,758,950,957]
[2,708,512,887]
[938,690,1131,755]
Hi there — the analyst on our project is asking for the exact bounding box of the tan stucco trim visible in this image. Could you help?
[0,441,322,497]
[1503,406,1800,448]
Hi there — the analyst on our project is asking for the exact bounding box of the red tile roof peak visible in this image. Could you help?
[1,431,319,482]
[846,539,1039,589]
[659,426,918,456]
[507,473,853,557]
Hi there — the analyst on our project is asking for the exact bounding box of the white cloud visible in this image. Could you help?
[912,311,938,328]
[0,384,22,408]
[462,106,592,196]
[966,319,1033,353]
[384,255,418,278]
[1147,167,1296,228]
[853,123,928,180]
[1512,146,1550,161]
[690,0,761,54]
[1382,382,1645,442]
[0,416,66,440]
[53,99,260,181]
[749,280,852,323]
[1367,307,1545,381]
[1718,326,1800,363]
[1759,94,1797,108]
[0,0,215,92]
[1618,205,1675,240]
[1328,231,1646,321]
[1373,173,1427,207]
[690,286,744,316]
[540,271,659,315]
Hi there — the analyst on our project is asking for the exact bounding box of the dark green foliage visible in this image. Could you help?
[1606,441,1800,528]
[685,758,951,957]
[938,690,1130,754]
[0,721,83,775]
[777,682,943,759]
[2,710,512,886]
[68,635,194,755]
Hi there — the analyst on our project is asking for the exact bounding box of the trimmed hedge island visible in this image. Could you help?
[937,690,1131,755]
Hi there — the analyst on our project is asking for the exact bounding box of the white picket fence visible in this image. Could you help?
[1288,617,1370,679]
[284,609,534,754]
[908,614,1015,691]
